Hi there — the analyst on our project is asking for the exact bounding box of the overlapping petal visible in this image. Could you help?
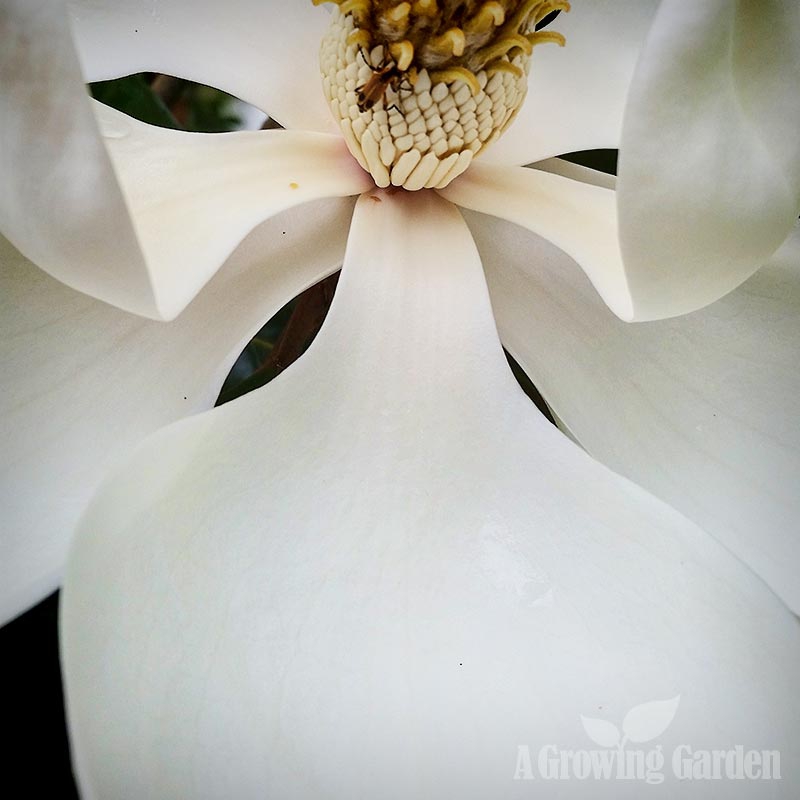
[0,198,353,625]
[68,0,336,132]
[471,210,800,612]
[617,0,800,318]
[1,1,369,321]
[63,192,800,798]
[484,0,659,165]
[438,161,635,320]
[1,0,157,317]
[94,104,370,319]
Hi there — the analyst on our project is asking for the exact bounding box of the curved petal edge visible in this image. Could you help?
[439,162,636,321]
[617,0,800,319]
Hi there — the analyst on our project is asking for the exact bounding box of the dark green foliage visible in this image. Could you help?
[90,74,179,129]
[90,73,242,132]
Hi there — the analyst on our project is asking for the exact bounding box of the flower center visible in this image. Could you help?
[315,0,569,189]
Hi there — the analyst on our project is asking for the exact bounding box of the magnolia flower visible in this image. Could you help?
[2,0,799,797]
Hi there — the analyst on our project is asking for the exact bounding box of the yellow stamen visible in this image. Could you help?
[336,0,371,25]
[386,2,411,23]
[465,2,506,34]
[429,28,466,58]
[475,32,532,64]
[535,1,570,22]
[389,40,415,71]
[339,0,369,15]
[428,66,481,96]
[411,0,437,15]
[503,0,549,33]
[485,60,523,78]
[347,29,373,49]
[528,29,566,47]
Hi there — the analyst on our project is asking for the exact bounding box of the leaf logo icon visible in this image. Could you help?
[580,715,621,748]
[621,695,681,743]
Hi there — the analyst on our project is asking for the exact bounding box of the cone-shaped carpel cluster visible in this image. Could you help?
[315,0,569,189]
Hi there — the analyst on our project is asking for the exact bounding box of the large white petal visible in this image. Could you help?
[94,104,370,319]
[68,0,337,132]
[0,198,353,625]
[63,191,800,799]
[1,2,367,320]
[438,162,635,320]
[484,0,659,165]
[617,0,800,318]
[472,209,800,613]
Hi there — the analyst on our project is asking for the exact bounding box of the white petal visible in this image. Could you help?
[1,2,367,320]
[438,162,635,320]
[472,209,800,613]
[0,198,353,624]
[485,0,659,165]
[1,1,157,318]
[69,0,337,132]
[95,104,370,319]
[617,0,800,318]
[63,191,800,798]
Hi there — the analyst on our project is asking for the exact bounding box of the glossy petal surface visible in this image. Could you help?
[0,199,353,624]
[64,192,800,799]
[617,0,800,317]
[474,210,800,613]
[95,104,370,319]
[1,0,157,317]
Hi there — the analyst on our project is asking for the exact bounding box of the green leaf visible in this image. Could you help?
[90,75,179,129]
